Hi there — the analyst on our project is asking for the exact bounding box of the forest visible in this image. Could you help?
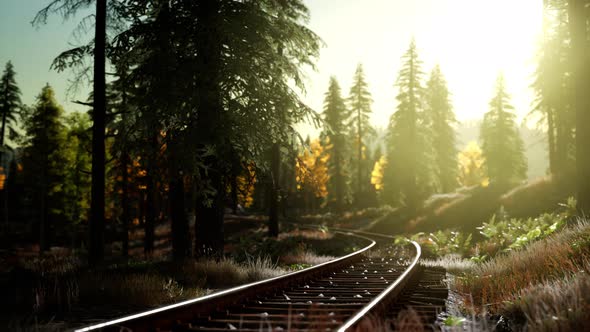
[1,0,590,331]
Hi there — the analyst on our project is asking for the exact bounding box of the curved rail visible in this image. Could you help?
[293,223,423,331]
[338,239,421,331]
[74,232,375,332]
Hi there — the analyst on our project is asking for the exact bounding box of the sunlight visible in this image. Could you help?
[302,0,543,134]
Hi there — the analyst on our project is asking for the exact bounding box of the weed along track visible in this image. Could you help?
[74,230,448,331]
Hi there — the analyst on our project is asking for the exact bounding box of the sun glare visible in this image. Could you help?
[301,0,543,136]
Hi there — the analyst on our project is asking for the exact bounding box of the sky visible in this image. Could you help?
[299,0,544,137]
[0,0,543,139]
[0,0,94,111]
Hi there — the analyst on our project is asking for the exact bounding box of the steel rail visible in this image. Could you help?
[338,239,421,331]
[291,223,423,331]
[74,231,375,332]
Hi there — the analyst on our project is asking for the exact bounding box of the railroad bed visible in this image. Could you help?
[75,231,448,332]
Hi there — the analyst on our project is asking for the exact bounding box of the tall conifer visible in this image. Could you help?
[425,65,458,193]
[384,39,433,210]
[21,85,69,252]
[480,74,527,186]
[347,64,374,206]
[322,77,350,212]
[0,61,21,148]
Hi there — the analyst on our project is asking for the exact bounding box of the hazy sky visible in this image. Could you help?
[300,0,543,137]
[0,0,543,139]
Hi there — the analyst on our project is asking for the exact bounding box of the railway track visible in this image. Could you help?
[75,228,448,332]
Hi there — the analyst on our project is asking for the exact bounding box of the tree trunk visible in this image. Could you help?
[268,143,280,237]
[569,0,590,214]
[230,158,239,214]
[120,152,130,257]
[170,174,189,259]
[144,133,159,256]
[169,135,190,260]
[546,108,558,176]
[89,0,106,266]
[407,54,419,213]
[194,169,224,258]
[0,99,7,147]
[334,138,343,213]
[357,105,363,207]
[144,174,156,255]
[40,186,48,253]
[194,0,225,259]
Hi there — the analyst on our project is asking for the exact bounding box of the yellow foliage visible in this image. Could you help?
[0,167,5,190]
[236,164,257,208]
[296,139,329,198]
[371,155,386,191]
[458,141,489,187]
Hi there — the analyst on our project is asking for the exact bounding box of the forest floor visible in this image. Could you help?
[0,214,366,332]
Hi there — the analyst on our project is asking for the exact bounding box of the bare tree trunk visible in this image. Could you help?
[268,143,280,237]
[230,157,239,214]
[169,133,190,260]
[569,0,590,214]
[89,0,106,266]
[357,103,363,207]
[120,152,130,257]
[194,0,225,258]
[144,174,156,255]
[547,109,558,176]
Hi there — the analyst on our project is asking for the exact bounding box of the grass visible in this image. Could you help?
[451,220,590,329]
[503,265,590,331]
[280,250,336,266]
[15,255,289,314]
[78,272,206,308]
[499,175,571,219]
[3,225,355,331]
[421,254,475,273]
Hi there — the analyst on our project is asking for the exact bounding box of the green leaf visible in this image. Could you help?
[443,316,466,326]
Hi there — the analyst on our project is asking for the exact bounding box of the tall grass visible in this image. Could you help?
[504,264,590,331]
[421,255,475,273]
[453,220,590,328]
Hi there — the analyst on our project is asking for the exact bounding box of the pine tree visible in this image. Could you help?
[347,64,375,207]
[34,0,115,265]
[64,112,92,225]
[0,61,21,148]
[383,39,433,210]
[425,65,458,193]
[21,85,69,252]
[480,74,527,186]
[532,0,575,179]
[38,0,321,258]
[322,77,350,212]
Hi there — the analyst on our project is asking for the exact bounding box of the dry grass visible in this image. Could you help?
[78,273,206,308]
[499,176,570,219]
[244,256,286,281]
[503,264,590,331]
[453,220,590,316]
[176,256,286,288]
[12,255,288,316]
[421,255,475,273]
[277,228,332,240]
[280,250,336,265]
